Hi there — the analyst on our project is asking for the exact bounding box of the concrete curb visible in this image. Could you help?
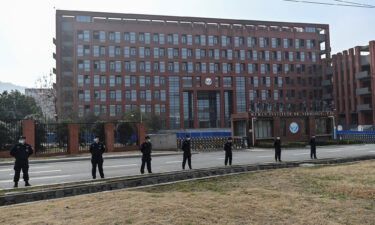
[0,152,191,167]
[1,154,374,207]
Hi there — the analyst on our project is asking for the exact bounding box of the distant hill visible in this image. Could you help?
[0,81,26,93]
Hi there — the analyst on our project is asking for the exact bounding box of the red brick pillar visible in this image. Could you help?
[273,117,281,138]
[137,122,145,147]
[23,120,35,150]
[68,124,79,155]
[309,116,316,137]
[105,123,115,152]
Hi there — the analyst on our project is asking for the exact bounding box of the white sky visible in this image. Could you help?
[0,0,374,87]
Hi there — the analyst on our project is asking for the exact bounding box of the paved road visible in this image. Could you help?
[1,144,374,190]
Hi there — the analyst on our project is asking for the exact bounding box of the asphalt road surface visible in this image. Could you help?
[1,144,374,190]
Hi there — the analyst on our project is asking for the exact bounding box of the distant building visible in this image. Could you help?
[324,41,375,129]
[25,88,56,119]
[55,10,331,129]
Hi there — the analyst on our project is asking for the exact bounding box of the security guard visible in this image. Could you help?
[224,137,233,166]
[310,136,317,159]
[274,136,282,162]
[181,135,192,170]
[89,136,106,179]
[140,136,152,174]
[10,136,33,188]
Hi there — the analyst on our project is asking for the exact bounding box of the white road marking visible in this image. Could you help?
[368,151,375,153]
[327,150,342,153]
[9,170,61,175]
[165,161,182,164]
[293,153,309,155]
[257,155,273,158]
[0,166,51,173]
[0,175,71,183]
[217,157,225,160]
[104,164,138,168]
[0,169,11,172]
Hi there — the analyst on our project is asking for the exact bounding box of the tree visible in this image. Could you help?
[144,114,163,132]
[0,90,43,120]
[34,71,57,120]
[122,108,163,132]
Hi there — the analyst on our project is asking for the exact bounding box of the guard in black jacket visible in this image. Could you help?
[310,136,317,159]
[89,136,106,179]
[274,137,282,162]
[140,136,152,174]
[181,135,192,170]
[10,136,33,188]
[224,137,233,166]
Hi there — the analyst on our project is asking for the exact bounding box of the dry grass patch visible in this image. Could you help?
[0,161,374,225]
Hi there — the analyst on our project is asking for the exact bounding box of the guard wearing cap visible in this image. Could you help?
[224,137,233,166]
[274,137,282,162]
[10,136,33,188]
[310,136,317,159]
[181,135,192,170]
[140,136,152,174]
[89,136,106,179]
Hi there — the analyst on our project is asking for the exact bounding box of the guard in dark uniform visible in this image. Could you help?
[10,136,33,188]
[89,136,106,179]
[181,135,192,170]
[140,136,152,174]
[224,137,233,166]
[310,136,317,159]
[274,137,282,162]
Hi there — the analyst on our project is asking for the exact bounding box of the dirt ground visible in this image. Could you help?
[0,160,374,225]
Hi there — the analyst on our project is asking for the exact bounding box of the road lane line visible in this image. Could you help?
[104,164,138,168]
[0,169,11,172]
[369,151,375,153]
[257,155,273,158]
[0,175,71,183]
[9,170,62,175]
[165,161,182,164]
[293,153,309,155]
[327,150,342,153]
[217,157,225,160]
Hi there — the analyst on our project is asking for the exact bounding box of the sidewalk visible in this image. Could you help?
[0,151,183,166]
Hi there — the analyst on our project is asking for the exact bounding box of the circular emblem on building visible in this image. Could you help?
[205,77,212,86]
[289,122,299,134]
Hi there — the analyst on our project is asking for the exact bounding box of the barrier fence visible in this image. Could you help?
[0,120,23,152]
[337,130,375,143]
[177,137,245,151]
[79,122,105,152]
[35,122,69,154]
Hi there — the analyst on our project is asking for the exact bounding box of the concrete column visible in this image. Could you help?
[137,122,145,147]
[369,41,375,125]
[68,124,79,155]
[23,120,35,151]
[354,46,364,125]
[105,123,115,152]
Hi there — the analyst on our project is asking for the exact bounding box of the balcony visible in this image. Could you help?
[356,87,371,96]
[318,34,325,42]
[323,93,333,100]
[355,71,370,80]
[325,67,333,75]
[322,80,332,86]
[361,55,370,66]
[357,104,372,111]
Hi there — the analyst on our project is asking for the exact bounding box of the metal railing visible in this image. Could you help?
[177,137,245,152]
[337,131,375,143]
[79,122,105,152]
[0,120,23,152]
[114,122,138,148]
[35,122,69,154]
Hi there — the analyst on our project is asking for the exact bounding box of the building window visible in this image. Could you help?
[223,77,232,88]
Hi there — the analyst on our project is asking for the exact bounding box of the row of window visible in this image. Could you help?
[77,75,322,89]
[77,60,319,75]
[77,30,320,49]
[78,104,167,118]
[77,45,319,62]
[77,88,323,103]
[78,89,167,102]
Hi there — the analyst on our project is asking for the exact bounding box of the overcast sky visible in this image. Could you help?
[0,0,374,87]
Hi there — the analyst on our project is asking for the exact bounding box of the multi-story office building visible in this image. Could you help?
[55,10,331,129]
[324,41,375,128]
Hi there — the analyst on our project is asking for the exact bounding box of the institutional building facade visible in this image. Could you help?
[325,41,375,129]
[55,10,331,129]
